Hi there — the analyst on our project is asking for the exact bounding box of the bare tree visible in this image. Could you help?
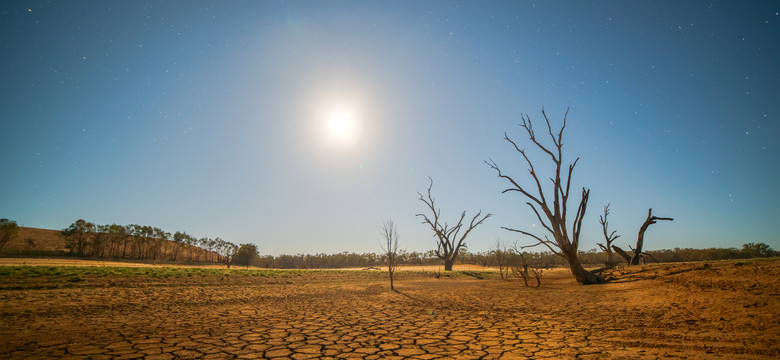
[509,245,543,287]
[486,108,605,284]
[493,239,511,280]
[417,178,492,271]
[597,203,620,266]
[379,219,400,290]
[611,245,632,264]
[631,208,673,265]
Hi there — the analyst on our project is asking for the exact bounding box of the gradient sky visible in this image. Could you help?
[2,1,778,256]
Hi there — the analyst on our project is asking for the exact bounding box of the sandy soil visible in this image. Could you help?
[0,259,777,359]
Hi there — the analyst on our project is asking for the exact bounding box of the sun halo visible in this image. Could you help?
[328,111,354,137]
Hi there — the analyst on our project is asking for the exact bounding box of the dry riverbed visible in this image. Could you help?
[0,258,778,359]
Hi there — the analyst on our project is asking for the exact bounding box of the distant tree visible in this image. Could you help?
[152,227,168,260]
[104,224,124,258]
[170,231,185,261]
[475,250,493,268]
[196,237,208,262]
[233,243,260,267]
[128,224,145,258]
[182,233,196,261]
[493,239,511,280]
[120,225,133,258]
[205,238,216,262]
[417,178,492,271]
[140,225,152,258]
[486,108,604,284]
[511,249,544,287]
[92,224,110,257]
[62,219,95,256]
[741,242,777,258]
[597,203,620,266]
[379,219,400,290]
[631,208,673,265]
[215,238,238,268]
[0,218,19,250]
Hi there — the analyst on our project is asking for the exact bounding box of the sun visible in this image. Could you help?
[328,111,353,137]
[323,106,361,149]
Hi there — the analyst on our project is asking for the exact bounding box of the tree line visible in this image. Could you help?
[234,244,777,269]
[0,217,775,270]
[59,219,239,265]
[252,250,441,269]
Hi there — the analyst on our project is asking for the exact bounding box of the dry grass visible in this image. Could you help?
[0,258,778,359]
[0,258,503,271]
[0,257,237,269]
[2,227,65,251]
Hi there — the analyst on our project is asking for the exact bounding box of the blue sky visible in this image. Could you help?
[2,1,778,255]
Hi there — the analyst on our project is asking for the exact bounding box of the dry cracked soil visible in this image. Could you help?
[0,259,778,359]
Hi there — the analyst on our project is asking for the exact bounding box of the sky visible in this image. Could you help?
[1,1,778,256]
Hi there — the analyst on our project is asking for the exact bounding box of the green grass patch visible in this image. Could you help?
[0,265,323,280]
[0,265,478,285]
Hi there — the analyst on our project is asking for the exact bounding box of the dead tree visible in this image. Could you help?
[597,203,620,266]
[486,107,605,284]
[630,208,673,265]
[493,239,511,280]
[379,219,400,290]
[611,245,632,264]
[510,248,543,287]
[417,178,492,271]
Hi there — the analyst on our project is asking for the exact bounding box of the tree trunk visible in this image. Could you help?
[568,260,604,285]
[612,245,632,264]
[564,249,605,285]
[631,224,648,266]
[631,208,673,265]
[444,260,454,271]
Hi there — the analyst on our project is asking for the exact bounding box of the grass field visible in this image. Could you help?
[0,258,778,359]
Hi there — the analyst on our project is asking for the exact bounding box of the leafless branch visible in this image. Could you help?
[487,107,603,284]
[379,219,400,290]
[631,208,673,265]
[417,178,492,271]
[597,203,620,266]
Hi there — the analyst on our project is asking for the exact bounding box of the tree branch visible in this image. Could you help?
[485,158,544,207]
[417,178,490,269]
[526,202,554,235]
[502,226,564,258]
[488,107,602,284]
[571,188,589,250]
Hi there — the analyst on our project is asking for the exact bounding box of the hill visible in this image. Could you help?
[2,227,66,252]
[0,226,223,264]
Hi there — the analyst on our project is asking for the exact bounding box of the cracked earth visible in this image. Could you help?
[0,260,778,359]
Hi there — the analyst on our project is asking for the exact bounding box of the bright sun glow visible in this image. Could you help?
[323,106,361,149]
[328,111,353,137]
